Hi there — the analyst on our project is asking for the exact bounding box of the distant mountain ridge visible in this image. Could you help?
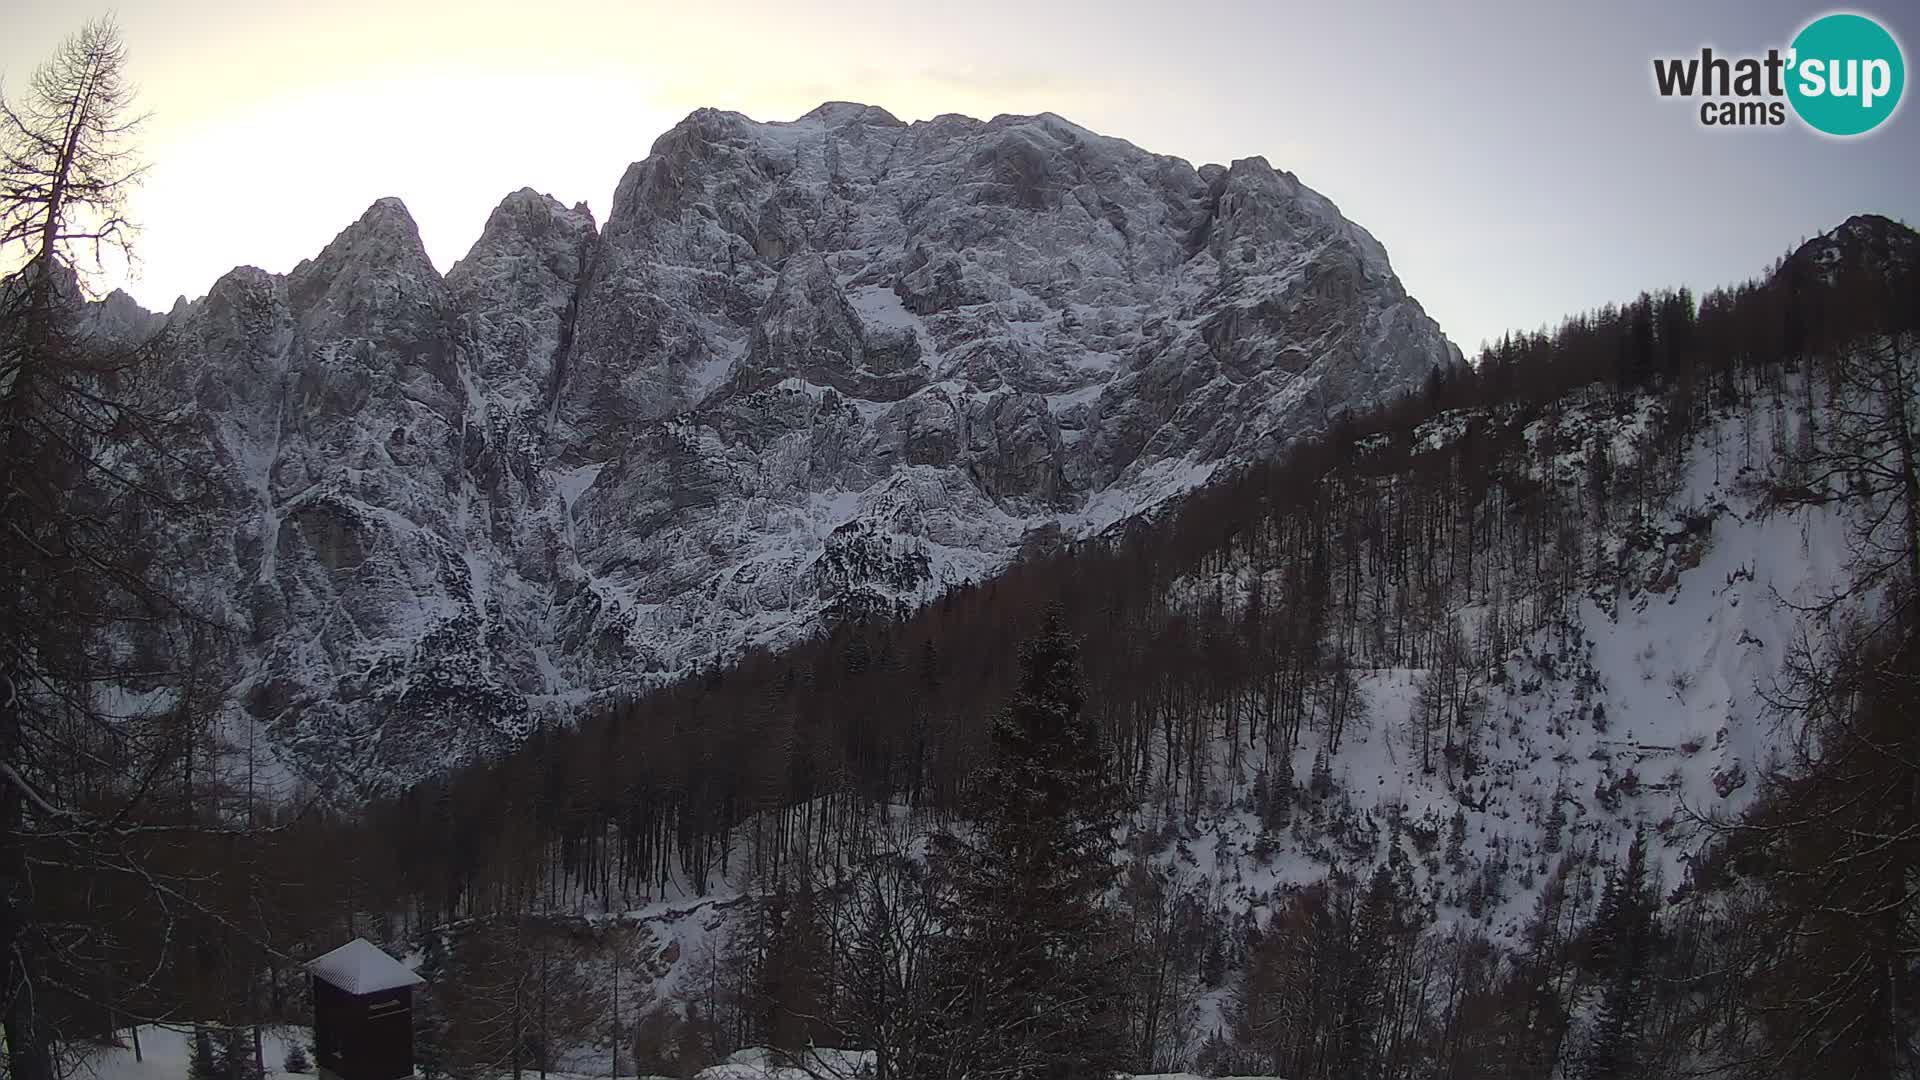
[105,103,1461,795]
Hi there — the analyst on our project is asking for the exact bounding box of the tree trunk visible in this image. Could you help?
[1,681,53,1080]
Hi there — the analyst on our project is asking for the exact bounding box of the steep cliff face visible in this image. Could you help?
[118,103,1459,794]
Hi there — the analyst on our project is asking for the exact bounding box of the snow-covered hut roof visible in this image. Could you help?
[307,938,424,995]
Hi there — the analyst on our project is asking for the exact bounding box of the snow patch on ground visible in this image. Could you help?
[1063,457,1221,537]
[80,1025,315,1080]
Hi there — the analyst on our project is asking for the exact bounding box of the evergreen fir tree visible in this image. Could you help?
[1335,864,1398,1078]
[1513,854,1575,1076]
[216,1026,257,1080]
[1271,752,1295,829]
[1310,747,1334,800]
[283,1044,310,1074]
[1544,783,1568,855]
[760,866,829,1052]
[1581,831,1654,1080]
[923,609,1127,1080]
[414,932,450,1080]
[189,1027,221,1080]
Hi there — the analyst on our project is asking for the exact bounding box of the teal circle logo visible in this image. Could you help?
[1787,13,1905,136]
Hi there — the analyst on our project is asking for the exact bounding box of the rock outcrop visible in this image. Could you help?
[109,103,1461,794]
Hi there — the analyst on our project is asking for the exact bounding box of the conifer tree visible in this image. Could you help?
[1544,784,1569,855]
[1446,807,1468,871]
[923,609,1126,1080]
[415,933,449,1080]
[1581,832,1654,1080]
[1270,751,1295,830]
[1335,864,1398,1078]
[1,20,250,1077]
[760,865,829,1053]
[189,1026,220,1080]
[1310,748,1334,800]
[1511,854,1575,1076]
[217,1025,258,1080]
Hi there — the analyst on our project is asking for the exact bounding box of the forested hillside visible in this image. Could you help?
[14,213,1920,1080]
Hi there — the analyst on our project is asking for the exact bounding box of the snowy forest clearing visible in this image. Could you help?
[76,1031,1287,1080]
[77,1026,315,1080]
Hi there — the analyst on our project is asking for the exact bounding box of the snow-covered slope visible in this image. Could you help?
[108,104,1458,795]
[1167,391,1849,937]
[517,380,1871,1060]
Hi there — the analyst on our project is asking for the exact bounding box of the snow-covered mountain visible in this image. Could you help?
[119,103,1458,794]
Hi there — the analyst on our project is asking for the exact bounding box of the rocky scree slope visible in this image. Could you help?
[117,103,1458,795]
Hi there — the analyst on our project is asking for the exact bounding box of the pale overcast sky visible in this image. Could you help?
[3,0,1915,352]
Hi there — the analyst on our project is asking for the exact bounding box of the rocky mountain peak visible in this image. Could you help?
[83,286,168,346]
[87,104,1463,795]
[448,188,598,397]
[798,101,905,128]
[286,196,445,338]
[294,197,434,281]
[463,187,598,256]
[1787,211,1919,283]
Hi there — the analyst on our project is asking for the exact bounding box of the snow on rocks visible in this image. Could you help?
[100,103,1456,796]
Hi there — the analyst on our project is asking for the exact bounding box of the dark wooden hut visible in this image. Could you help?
[307,938,426,1080]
